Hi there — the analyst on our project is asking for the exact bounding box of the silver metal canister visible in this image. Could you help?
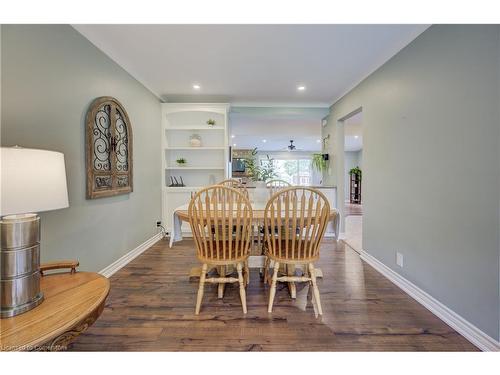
[0,214,44,318]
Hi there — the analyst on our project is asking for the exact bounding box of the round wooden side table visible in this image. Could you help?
[0,268,109,351]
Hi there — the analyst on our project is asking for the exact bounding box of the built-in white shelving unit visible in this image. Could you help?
[161,103,230,234]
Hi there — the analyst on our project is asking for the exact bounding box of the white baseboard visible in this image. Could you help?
[342,239,361,254]
[99,232,163,278]
[360,250,500,352]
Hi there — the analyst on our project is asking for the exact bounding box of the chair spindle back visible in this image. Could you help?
[189,186,253,263]
[264,187,330,261]
[218,179,249,199]
[266,179,292,197]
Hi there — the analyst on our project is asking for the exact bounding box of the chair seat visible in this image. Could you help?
[264,240,319,263]
[197,240,250,265]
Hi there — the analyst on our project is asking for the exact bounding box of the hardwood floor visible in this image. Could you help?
[70,238,477,351]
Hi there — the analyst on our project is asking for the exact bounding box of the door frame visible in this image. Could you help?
[334,106,362,236]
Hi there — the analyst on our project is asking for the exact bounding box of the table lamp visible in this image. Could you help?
[1,146,69,318]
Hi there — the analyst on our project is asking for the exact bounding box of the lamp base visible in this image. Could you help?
[0,213,43,318]
[0,292,44,318]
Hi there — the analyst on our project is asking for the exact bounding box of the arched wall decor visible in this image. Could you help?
[86,96,133,199]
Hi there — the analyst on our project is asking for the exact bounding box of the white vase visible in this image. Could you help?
[189,134,202,147]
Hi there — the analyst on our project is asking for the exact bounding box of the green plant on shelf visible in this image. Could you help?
[349,166,362,180]
[312,153,328,172]
[206,119,216,127]
[176,157,187,166]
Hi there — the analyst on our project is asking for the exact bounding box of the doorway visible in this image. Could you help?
[342,110,363,253]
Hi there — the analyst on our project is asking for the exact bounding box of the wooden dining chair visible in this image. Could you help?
[189,185,253,314]
[263,187,330,315]
[217,179,251,274]
[218,178,243,188]
[39,260,79,276]
[266,179,291,197]
[218,178,249,199]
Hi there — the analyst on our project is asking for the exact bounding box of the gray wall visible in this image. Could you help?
[357,149,363,170]
[1,25,162,272]
[323,25,500,340]
[344,150,362,202]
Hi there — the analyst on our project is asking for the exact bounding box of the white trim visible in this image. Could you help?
[360,250,500,352]
[231,101,331,108]
[338,232,346,240]
[99,232,163,278]
[342,239,361,254]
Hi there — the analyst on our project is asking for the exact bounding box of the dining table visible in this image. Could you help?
[169,201,340,299]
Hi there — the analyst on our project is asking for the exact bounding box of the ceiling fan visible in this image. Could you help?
[284,140,302,151]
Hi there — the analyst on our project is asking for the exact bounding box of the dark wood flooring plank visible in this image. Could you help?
[70,238,478,351]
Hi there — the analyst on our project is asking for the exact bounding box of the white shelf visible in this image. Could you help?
[164,146,225,150]
[162,103,229,230]
[165,166,225,170]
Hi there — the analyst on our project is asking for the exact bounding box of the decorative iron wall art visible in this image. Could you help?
[86,96,133,199]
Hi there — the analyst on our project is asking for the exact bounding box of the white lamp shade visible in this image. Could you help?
[1,147,69,216]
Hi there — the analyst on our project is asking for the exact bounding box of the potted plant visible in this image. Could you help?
[243,148,277,184]
[176,157,187,167]
[243,148,277,202]
[206,118,216,127]
[312,153,329,173]
[349,166,362,180]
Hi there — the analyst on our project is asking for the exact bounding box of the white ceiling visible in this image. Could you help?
[230,107,329,152]
[344,111,363,152]
[73,24,428,106]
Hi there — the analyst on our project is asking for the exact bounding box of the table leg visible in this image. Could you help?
[217,266,225,298]
[287,264,297,299]
[189,267,202,278]
[315,268,323,278]
[189,266,218,278]
[256,219,262,253]
[256,219,264,276]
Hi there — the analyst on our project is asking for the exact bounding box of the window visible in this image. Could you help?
[270,158,313,186]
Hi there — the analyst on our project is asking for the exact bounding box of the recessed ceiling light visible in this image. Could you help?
[231,135,235,139]
[233,144,237,147]
[354,135,359,139]
[297,85,306,91]
[193,84,201,90]
[262,139,267,143]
